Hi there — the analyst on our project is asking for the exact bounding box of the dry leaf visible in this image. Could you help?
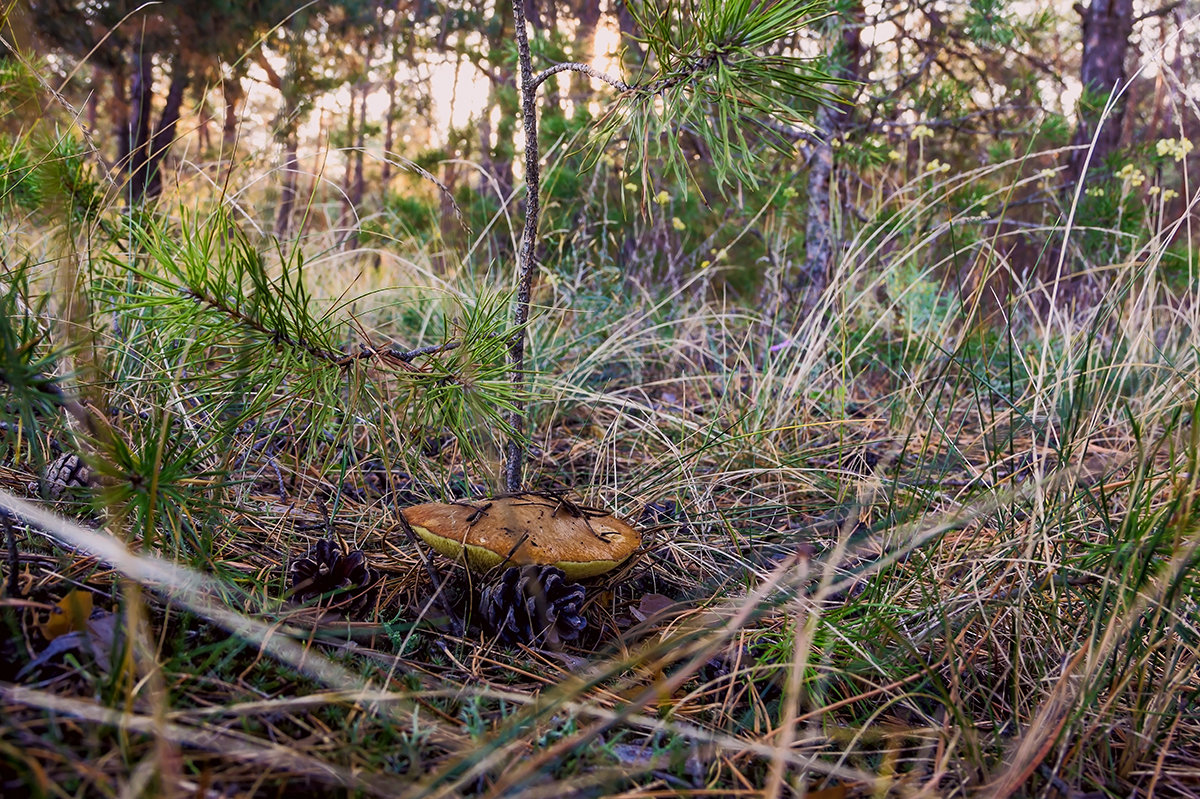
[630,593,676,623]
[38,590,94,641]
[805,783,848,799]
[19,609,121,680]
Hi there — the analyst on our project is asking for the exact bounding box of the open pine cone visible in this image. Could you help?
[40,452,97,500]
[287,539,376,616]
[479,565,587,648]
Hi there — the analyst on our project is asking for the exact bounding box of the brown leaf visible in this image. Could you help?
[84,611,120,673]
[805,784,848,799]
[37,590,93,641]
[630,593,677,623]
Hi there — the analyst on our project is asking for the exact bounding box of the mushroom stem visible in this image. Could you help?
[395,511,463,637]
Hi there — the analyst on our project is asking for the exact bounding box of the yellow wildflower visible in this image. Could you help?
[1161,188,1179,202]
[671,217,686,231]
[1156,137,1195,161]
[623,182,638,192]
[910,124,934,140]
[654,190,670,205]
[1116,164,1146,187]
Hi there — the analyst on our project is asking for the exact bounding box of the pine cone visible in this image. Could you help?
[479,565,587,648]
[288,539,376,616]
[42,453,96,500]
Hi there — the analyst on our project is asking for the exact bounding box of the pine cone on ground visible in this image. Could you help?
[42,452,96,500]
[288,539,377,616]
[29,453,97,499]
[479,565,587,648]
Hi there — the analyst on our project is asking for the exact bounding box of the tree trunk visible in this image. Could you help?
[799,2,863,292]
[344,84,368,250]
[222,73,243,151]
[338,84,359,243]
[126,46,154,201]
[351,86,366,209]
[569,0,602,113]
[274,136,299,239]
[615,1,643,64]
[381,65,396,196]
[481,1,516,204]
[1066,0,1134,184]
[541,0,562,114]
[111,65,130,170]
[86,65,101,135]
[143,63,188,199]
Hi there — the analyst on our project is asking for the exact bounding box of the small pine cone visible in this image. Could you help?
[288,539,376,616]
[479,565,587,648]
[43,453,96,500]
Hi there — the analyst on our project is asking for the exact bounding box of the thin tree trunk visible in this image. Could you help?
[275,135,299,239]
[126,46,154,201]
[352,87,366,209]
[1066,0,1134,184]
[569,0,602,112]
[144,63,188,199]
[86,65,101,135]
[799,1,863,291]
[615,1,643,65]
[503,0,544,493]
[381,64,397,195]
[542,0,561,114]
[111,65,130,170]
[344,85,368,250]
[339,84,359,236]
[219,72,244,185]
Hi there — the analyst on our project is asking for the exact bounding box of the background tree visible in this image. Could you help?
[1067,0,1135,183]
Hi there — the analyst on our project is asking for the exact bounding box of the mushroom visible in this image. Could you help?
[402,493,641,579]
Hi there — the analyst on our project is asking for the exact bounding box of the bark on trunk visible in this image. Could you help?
[111,65,130,170]
[126,47,154,201]
[569,0,602,110]
[143,64,187,199]
[222,74,243,151]
[1066,0,1135,183]
[274,136,299,239]
[351,87,366,209]
[343,85,368,249]
[338,84,360,245]
[615,1,643,63]
[382,69,396,194]
[87,65,101,135]
[124,42,187,202]
[799,3,863,291]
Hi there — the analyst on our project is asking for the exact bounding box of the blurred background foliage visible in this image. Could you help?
[1,0,1193,299]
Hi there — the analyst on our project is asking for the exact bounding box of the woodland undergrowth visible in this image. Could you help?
[1,40,1199,799]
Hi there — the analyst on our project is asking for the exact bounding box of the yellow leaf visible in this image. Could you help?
[38,590,94,641]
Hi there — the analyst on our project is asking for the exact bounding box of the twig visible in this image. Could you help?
[530,62,630,94]
[332,340,461,367]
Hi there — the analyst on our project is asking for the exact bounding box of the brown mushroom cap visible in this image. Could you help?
[402,494,642,579]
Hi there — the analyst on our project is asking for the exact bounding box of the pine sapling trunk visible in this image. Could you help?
[502,0,542,493]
